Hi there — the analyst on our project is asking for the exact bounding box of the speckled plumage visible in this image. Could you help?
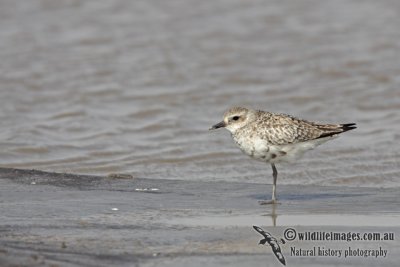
[210,106,356,204]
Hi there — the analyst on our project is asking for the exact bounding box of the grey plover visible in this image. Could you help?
[209,107,356,204]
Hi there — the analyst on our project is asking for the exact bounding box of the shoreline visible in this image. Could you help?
[1,167,399,267]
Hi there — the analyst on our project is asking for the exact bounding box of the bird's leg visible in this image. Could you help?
[271,163,277,201]
[259,163,279,205]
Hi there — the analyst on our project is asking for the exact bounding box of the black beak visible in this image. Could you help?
[209,121,226,130]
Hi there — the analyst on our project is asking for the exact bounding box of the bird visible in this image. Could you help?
[209,107,356,204]
[253,225,286,265]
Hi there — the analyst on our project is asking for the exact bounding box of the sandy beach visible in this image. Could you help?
[1,167,398,266]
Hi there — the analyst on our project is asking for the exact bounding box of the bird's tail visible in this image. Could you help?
[341,123,357,132]
[316,123,357,139]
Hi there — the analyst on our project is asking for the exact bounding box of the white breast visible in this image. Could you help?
[233,135,274,161]
[232,135,336,163]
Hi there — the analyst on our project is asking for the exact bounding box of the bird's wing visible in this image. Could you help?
[253,226,274,239]
[256,113,355,145]
[253,226,266,236]
[269,240,286,265]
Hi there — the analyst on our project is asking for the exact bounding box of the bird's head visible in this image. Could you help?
[209,107,255,134]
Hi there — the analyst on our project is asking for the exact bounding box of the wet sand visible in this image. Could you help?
[1,168,399,266]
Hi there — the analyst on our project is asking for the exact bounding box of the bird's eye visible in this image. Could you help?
[232,116,240,121]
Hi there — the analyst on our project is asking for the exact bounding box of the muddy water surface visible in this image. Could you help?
[0,0,399,187]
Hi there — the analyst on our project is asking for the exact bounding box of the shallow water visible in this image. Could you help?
[169,214,400,227]
[0,0,399,187]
